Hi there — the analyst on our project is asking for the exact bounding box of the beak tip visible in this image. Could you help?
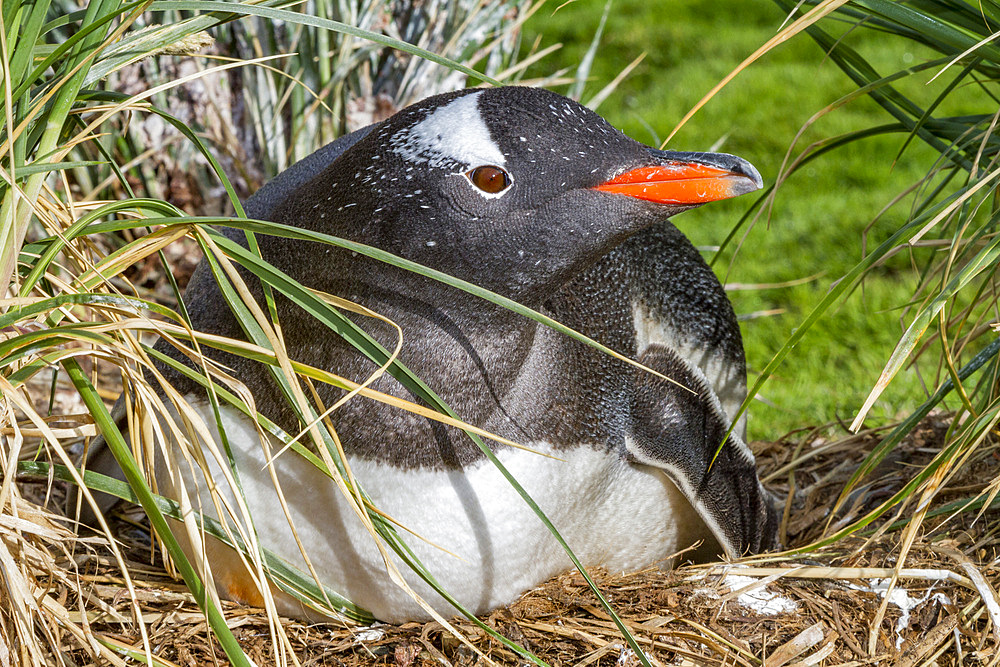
[745,162,764,190]
[730,162,764,196]
[720,154,763,194]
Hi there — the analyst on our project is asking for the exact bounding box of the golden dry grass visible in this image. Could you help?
[5,3,999,661]
[8,402,999,665]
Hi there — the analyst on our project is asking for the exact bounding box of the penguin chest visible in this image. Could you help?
[161,399,713,622]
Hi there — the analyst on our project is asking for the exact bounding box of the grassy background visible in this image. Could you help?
[522,0,952,440]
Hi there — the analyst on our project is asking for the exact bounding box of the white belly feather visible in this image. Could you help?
[160,398,713,622]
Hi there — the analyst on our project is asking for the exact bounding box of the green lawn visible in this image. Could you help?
[521,0,951,440]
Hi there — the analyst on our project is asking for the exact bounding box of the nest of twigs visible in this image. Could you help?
[6,406,999,666]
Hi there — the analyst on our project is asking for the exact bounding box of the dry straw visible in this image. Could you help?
[4,0,1000,664]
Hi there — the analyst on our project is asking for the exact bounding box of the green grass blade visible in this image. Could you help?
[852,0,1000,62]
[61,358,255,667]
[13,160,107,177]
[833,336,1000,518]
[150,0,502,86]
[853,213,1000,429]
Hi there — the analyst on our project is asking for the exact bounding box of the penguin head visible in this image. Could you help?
[275,86,762,304]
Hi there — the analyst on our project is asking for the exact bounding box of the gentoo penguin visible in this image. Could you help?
[81,86,778,623]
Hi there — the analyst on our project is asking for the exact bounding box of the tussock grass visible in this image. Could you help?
[5,0,1000,664]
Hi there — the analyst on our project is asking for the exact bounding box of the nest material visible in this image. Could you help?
[7,410,1000,665]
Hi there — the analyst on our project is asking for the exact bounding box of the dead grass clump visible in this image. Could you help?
[8,409,998,665]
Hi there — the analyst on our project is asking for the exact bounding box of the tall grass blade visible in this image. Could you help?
[62,359,255,667]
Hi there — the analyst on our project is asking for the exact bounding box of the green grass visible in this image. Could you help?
[522,0,955,440]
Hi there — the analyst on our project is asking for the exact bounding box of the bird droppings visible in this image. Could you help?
[847,579,952,648]
[727,574,798,615]
[354,628,385,642]
[615,646,652,667]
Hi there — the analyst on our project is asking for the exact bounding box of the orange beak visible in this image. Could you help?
[592,154,763,205]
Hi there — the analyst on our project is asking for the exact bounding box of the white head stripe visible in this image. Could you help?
[390,92,506,169]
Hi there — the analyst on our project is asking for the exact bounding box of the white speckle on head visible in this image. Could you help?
[391,92,505,170]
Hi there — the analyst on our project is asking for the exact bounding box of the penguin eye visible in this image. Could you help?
[467,165,511,194]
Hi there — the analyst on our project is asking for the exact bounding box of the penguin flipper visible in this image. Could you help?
[626,344,779,557]
[621,223,749,438]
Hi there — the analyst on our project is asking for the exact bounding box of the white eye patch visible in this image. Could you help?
[390,92,506,170]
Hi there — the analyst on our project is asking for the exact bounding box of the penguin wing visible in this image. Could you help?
[621,224,748,438]
[626,343,779,557]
